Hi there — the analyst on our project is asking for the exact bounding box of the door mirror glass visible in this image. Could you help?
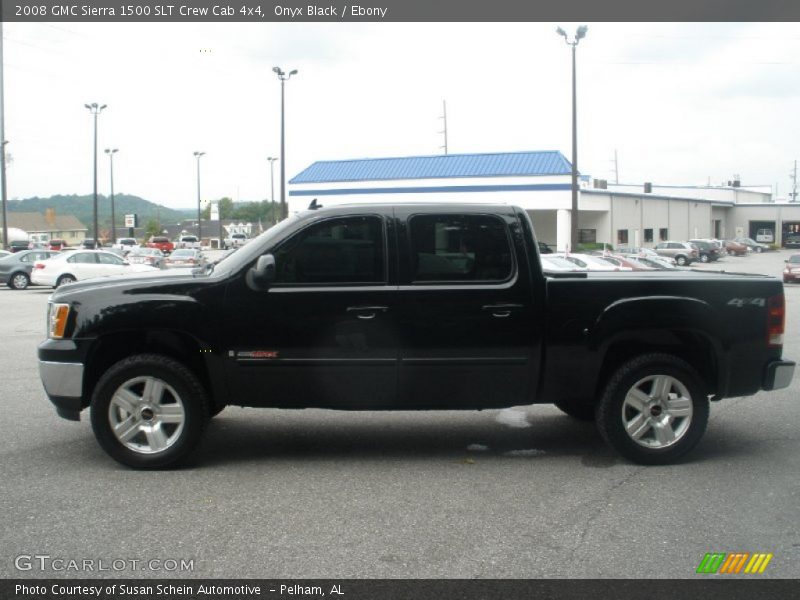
[253,254,276,283]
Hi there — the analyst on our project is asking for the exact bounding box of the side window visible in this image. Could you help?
[20,254,32,263]
[98,253,124,265]
[274,216,385,284]
[409,214,513,283]
[68,253,97,264]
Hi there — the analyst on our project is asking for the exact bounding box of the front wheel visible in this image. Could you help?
[755,246,763,253]
[700,254,709,263]
[90,354,209,468]
[675,256,687,266]
[595,353,709,465]
[9,272,30,290]
[56,274,76,287]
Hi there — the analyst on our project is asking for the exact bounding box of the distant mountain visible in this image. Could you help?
[7,194,189,229]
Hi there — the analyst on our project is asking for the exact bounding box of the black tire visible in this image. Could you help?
[554,399,595,421]
[9,272,29,290]
[596,353,709,465]
[90,354,209,469]
[675,255,687,266]
[755,246,763,253]
[700,254,709,263]
[56,274,76,287]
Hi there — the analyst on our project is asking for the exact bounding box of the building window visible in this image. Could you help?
[644,228,654,243]
[579,229,596,244]
[617,229,629,245]
[659,228,669,241]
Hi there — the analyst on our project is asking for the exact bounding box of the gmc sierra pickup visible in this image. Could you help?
[37,204,795,468]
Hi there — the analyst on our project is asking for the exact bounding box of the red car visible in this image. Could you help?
[784,254,800,283]
[47,239,68,251]
[146,236,174,255]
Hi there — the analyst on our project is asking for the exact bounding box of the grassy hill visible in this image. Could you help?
[7,194,191,230]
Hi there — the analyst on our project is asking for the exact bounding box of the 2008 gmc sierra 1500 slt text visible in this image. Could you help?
[37,204,795,468]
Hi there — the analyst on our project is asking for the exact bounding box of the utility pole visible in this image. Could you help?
[790,160,798,202]
[0,22,7,251]
[613,149,619,184]
[439,100,448,155]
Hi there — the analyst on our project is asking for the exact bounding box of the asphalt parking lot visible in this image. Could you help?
[1,250,799,579]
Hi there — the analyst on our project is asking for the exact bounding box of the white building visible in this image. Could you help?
[288,151,800,249]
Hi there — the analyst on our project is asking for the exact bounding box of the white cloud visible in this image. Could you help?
[3,22,800,207]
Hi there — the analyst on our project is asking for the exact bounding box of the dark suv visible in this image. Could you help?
[689,239,721,263]
[9,240,30,253]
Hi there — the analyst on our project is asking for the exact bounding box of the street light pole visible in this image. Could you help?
[85,103,107,247]
[0,23,8,251]
[267,156,278,224]
[273,67,297,221]
[104,148,118,244]
[557,25,587,253]
[194,151,205,243]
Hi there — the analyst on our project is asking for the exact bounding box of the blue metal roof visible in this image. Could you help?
[290,151,572,184]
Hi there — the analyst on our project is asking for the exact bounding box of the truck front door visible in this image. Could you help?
[223,213,399,408]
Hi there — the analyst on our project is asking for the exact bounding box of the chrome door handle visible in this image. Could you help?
[482,303,523,318]
[347,306,388,320]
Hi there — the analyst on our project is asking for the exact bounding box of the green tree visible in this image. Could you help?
[144,219,161,240]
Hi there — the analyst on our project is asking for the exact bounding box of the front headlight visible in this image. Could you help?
[48,302,71,339]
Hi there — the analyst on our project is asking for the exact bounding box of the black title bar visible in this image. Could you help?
[2,0,800,22]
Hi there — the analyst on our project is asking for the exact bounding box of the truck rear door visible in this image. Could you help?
[394,205,540,409]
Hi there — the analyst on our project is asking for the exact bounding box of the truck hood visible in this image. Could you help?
[49,268,207,302]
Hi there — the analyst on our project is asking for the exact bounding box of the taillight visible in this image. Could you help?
[767,294,785,347]
[34,262,46,269]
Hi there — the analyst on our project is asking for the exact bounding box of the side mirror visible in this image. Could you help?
[251,254,276,284]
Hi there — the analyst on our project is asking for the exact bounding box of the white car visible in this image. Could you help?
[113,237,140,254]
[540,255,583,272]
[223,233,248,249]
[31,250,159,288]
[552,253,632,271]
[176,235,201,250]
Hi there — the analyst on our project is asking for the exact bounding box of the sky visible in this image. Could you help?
[3,21,800,209]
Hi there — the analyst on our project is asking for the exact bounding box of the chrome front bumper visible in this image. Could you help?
[39,361,84,420]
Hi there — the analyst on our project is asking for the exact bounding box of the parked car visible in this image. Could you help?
[616,246,659,258]
[36,203,795,469]
[783,254,800,283]
[0,250,10,260]
[553,253,631,271]
[47,239,68,251]
[9,239,31,253]
[540,255,581,272]
[176,235,201,250]
[756,228,774,243]
[223,233,249,250]
[81,238,100,250]
[632,255,680,270]
[126,247,165,269]
[783,233,800,249]
[688,239,721,263]
[146,236,174,255]
[31,249,158,288]
[113,237,139,254]
[0,249,59,289]
[724,239,749,256]
[601,254,655,270]
[654,241,699,266]
[734,237,769,253]
[164,248,205,269]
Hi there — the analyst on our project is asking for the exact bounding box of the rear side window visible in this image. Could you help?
[408,214,513,283]
[68,253,97,264]
[274,216,385,285]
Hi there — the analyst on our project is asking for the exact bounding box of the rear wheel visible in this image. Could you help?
[56,274,76,287]
[596,353,709,465]
[755,246,763,253]
[700,254,709,263]
[9,272,29,290]
[90,354,209,468]
[675,255,687,266]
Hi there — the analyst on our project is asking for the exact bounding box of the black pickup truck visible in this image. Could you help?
[38,204,795,468]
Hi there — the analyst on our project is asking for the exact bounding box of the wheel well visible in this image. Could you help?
[594,332,718,403]
[82,330,214,409]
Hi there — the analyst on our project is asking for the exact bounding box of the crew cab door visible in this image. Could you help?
[394,206,539,409]
[222,213,399,408]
